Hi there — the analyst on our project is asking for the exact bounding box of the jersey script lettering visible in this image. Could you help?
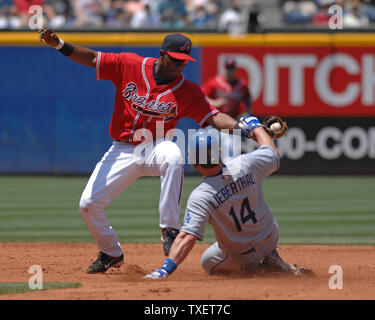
[209,172,256,209]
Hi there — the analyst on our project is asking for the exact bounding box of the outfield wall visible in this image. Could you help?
[1,32,374,174]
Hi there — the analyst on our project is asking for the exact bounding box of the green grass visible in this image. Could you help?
[0,282,82,295]
[262,176,375,245]
[0,175,374,245]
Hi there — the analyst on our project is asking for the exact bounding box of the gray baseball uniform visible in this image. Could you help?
[181,145,280,274]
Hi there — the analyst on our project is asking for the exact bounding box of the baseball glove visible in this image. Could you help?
[262,116,288,139]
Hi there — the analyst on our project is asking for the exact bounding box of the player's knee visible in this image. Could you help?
[168,145,184,165]
[166,153,184,166]
[200,256,215,275]
[159,141,184,166]
[79,197,90,215]
[79,196,100,215]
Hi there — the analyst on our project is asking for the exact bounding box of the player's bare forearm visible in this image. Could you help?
[168,232,197,265]
[207,112,238,132]
[38,29,97,68]
[68,46,97,68]
[252,126,280,158]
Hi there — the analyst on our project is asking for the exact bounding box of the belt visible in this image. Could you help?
[239,229,274,255]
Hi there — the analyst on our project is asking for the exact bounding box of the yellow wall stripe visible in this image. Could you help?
[2,32,375,47]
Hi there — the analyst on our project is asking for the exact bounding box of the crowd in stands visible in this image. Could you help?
[0,0,374,31]
[282,0,375,27]
[0,0,224,30]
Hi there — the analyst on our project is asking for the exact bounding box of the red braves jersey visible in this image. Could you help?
[96,52,219,144]
[201,75,251,119]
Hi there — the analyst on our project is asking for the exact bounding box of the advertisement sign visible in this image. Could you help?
[242,117,375,174]
[202,47,375,117]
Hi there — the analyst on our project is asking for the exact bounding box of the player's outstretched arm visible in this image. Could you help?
[38,29,97,68]
[252,126,280,158]
[207,112,238,131]
[168,232,197,265]
[143,232,198,279]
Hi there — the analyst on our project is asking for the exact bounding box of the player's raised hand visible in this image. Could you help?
[237,116,262,137]
[38,29,60,47]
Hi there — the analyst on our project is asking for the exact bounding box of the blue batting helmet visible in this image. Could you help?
[188,130,220,166]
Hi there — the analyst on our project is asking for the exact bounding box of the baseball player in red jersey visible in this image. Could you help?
[202,57,252,164]
[38,30,247,274]
[202,57,251,119]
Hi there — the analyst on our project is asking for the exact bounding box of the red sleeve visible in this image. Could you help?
[184,86,219,127]
[96,52,127,86]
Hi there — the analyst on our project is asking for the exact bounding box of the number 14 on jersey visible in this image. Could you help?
[229,197,257,232]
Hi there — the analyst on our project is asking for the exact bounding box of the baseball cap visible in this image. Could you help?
[225,57,236,68]
[188,130,220,165]
[161,34,196,62]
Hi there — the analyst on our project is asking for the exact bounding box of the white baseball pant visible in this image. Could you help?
[79,139,184,257]
[200,222,279,274]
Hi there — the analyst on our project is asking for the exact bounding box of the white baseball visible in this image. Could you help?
[270,122,281,133]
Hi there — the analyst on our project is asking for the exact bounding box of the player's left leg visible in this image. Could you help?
[200,242,238,274]
[259,223,311,275]
[79,142,142,260]
[143,139,184,229]
[142,139,184,255]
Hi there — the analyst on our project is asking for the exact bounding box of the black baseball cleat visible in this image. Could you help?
[86,251,124,274]
[161,228,180,256]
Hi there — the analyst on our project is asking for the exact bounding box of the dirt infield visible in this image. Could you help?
[1,243,374,300]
